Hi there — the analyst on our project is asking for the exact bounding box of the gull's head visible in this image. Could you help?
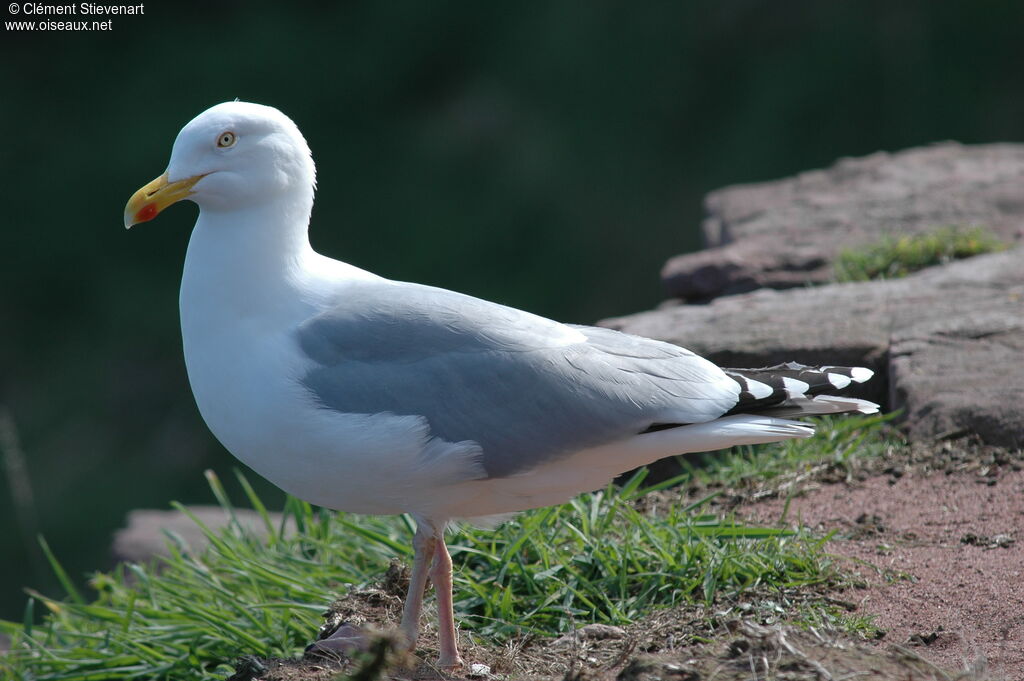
[124,101,316,229]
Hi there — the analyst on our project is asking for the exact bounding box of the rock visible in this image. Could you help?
[604,249,1024,446]
[663,143,1024,301]
[467,663,494,678]
[891,324,1024,448]
[552,623,628,647]
[112,506,290,564]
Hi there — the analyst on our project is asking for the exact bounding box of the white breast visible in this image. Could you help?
[179,216,488,516]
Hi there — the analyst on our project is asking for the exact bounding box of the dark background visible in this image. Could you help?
[2,1,1023,621]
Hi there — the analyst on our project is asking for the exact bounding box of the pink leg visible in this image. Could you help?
[429,534,464,669]
[400,523,436,650]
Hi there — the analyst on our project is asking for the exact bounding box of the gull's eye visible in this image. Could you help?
[216,131,237,148]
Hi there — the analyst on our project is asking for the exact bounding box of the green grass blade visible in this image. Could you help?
[38,536,84,605]
[233,469,277,541]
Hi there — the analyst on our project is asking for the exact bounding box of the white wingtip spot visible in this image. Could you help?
[826,372,852,389]
[746,379,774,399]
[850,367,874,383]
[841,397,881,414]
[782,377,810,397]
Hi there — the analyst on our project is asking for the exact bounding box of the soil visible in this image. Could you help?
[227,438,1022,681]
[743,442,1024,680]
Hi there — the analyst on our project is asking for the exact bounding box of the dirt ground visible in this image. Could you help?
[744,442,1024,680]
[230,438,1021,681]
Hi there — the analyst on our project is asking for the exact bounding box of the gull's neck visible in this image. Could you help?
[180,197,319,330]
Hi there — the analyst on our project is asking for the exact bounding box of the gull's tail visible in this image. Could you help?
[723,362,879,418]
[609,362,879,473]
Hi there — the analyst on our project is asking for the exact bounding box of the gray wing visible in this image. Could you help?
[297,279,740,478]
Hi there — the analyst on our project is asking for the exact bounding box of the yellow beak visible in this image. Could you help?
[123,172,206,229]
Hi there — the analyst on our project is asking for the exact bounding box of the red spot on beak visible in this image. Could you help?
[135,203,158,224]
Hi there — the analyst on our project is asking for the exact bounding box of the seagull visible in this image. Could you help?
[124,101,877,669]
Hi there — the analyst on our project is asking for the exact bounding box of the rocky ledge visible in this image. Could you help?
[662,142,1024,301]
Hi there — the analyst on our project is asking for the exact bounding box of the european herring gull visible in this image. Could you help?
[124,101,877,668]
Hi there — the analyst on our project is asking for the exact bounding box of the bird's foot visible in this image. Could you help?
[436,652,465,671]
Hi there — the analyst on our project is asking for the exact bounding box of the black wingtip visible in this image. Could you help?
[724,363,877,417]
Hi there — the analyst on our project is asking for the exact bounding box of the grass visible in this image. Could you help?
[451,476,817,640]
[833,225,1007,282]
[0,415,896,681]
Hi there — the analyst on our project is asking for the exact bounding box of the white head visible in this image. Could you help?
[124,102,316,228]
